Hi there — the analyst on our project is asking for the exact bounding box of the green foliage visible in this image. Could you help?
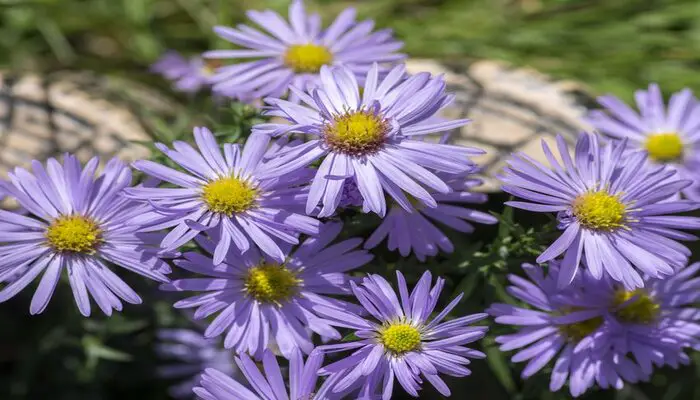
[3,0,700,99]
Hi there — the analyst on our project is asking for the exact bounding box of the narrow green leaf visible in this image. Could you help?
[485,344,517,394]
[488,275,516,304]
[37,17,75,63]
[496,205,514,238]
[83,336,132,363]
[341,332,360,342]
[453,271,480,299]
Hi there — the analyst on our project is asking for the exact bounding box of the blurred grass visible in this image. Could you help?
[1,0,699,101]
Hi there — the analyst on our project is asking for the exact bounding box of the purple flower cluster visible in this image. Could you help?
[142,39,492,395]
[489,261,700,397]
[494,85,700,395]
[0,1,698,399]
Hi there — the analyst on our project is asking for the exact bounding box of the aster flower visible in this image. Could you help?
[161,221,372,359]
[489,261,700,397]
[0,190,15,232]
[575,262,700,375]
[587,84,700,199]
[204,0,404,102]
[314,271,488,399]
[259,63,479,218]
[0,155,170,316]
[488,263,642,397]
[157,327,236,398]
[500,132,700,289]
[364,171,498,261]
[194,349,336,400]
[151,51,220,94]
[126,127,321,264]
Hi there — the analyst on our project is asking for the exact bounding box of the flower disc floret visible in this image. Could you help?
[283,43,333,74]
[46,215,102,253]
[244,263,300,303]
[201,59,222,76]
[323,110,389,156]
[572,190,626,231]
[559,315,604,342]
[202,176,257,215]
[613,289,660,324]
[380,323,422,355]
[645,132,684,162]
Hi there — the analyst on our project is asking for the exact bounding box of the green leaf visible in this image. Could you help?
[82,335,132,371]
[488,274,516,304]
[37,16,75,63]
[341,332,360,342]
[453,270,480,299]
[496,205,514,238]
[485,344,517,394]
[123,0,149,24]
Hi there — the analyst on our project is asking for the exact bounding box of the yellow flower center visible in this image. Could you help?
[46,215,102,253]
[244,264,300,304]
[613,289,660,324]
[323,111,389,156]
[379,323,422,355]
[201,59,222,76]
[645,132,684,162]
[572,190,626,231]
[558,315,604,342]
[283,43,333,74]
[202,176,257,216]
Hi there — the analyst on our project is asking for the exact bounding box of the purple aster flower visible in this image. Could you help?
[126,127,321,264]
[194,348,336,400]
[587,84,700,200]
[314,271,488,399]
[161,221,372,359]
[259,63,479,218]
[489,261,700,397]
[364,171,498,261]
[0,190,15,232]
[573,262,700,376]
[0,155,170,316]
[151,51,222,94]
[204,0,405,102]
[157,327,236,399]
[500,132,700,289]
[488,262,644,397]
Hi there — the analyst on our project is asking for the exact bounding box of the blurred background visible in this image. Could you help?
[1,0,700,399]
[3,0,700,99]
